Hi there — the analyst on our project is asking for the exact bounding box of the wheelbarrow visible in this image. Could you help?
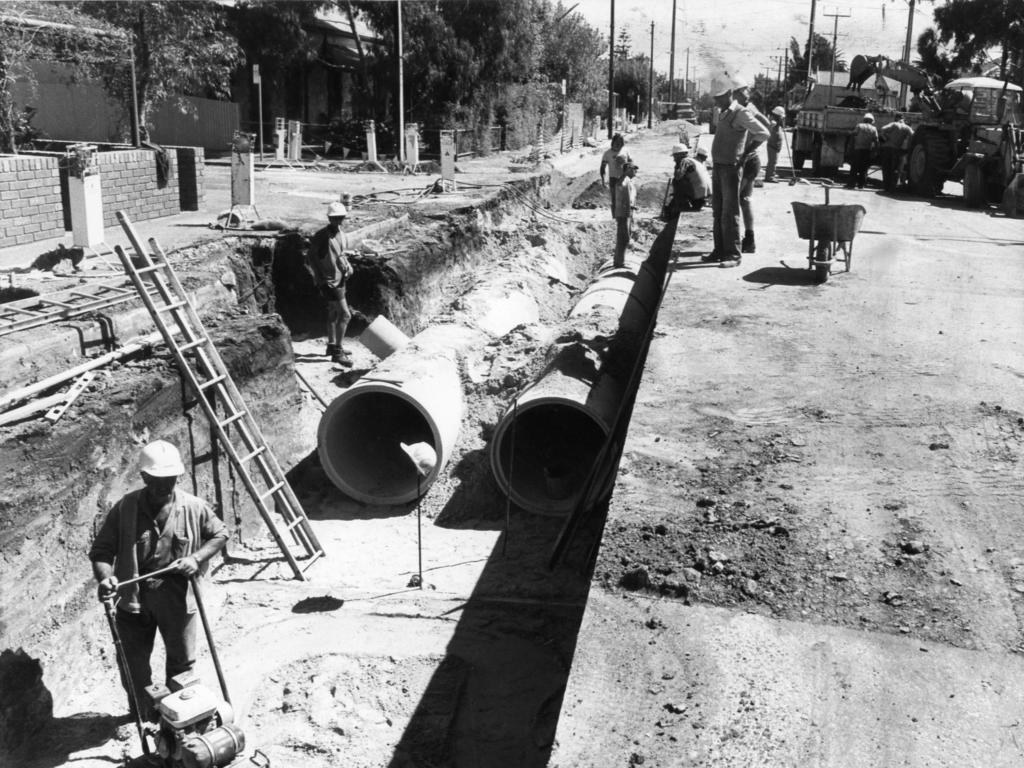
[790,183,866,283]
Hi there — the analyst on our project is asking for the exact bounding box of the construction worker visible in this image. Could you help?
[600,133,632,213]
[306,201,355,366]
[612,160,638,267]
[668,143,711,212]
[878,113,914,192]
[764,106,787,182]
[846,113,879,190]
[734,86,770,254]
[706,84,769,266]
[90,440,228,720]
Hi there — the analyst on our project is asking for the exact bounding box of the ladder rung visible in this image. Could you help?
[259,481,285,501]
[300,549,325,572]
[156,300,188,313]
[135,263,167,276]
[178,337,209,353]
[240,446,266,464]
[285,517,307,533]
[198,375,226,391]
[218,411,246,428]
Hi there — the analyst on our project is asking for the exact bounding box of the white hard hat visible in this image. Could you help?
[327,201,347,218]
[670,143,689,155]
[139,440,185,477]
[863,113,875,122]
[771,106,786,118]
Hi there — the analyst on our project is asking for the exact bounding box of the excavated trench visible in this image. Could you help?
[0,168,675,767]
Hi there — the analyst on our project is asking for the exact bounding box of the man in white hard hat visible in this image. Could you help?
[706,83,769,266]
[305,200,355,366]
[90,440,227,720]
[846,112,878,189]
[764,106,787,183]
[667,142,711,214]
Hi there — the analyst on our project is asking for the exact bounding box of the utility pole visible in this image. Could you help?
[823,8,851,88]
[899,0,916,109]
[685,47,690,101]
[608,0,615,138]
[397,0,405,162]
[648,21,654,128]
[669,0,677,103]
[806,0,818,86]
[775,54,783,96]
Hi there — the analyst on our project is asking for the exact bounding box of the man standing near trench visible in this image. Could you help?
[306,201,355,367]
[90,440,227,720]
[706,84,769,266]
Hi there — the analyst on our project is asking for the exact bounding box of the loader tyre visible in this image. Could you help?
[908,131,952,197]
[792,149,807,170]
[963,163,985,208]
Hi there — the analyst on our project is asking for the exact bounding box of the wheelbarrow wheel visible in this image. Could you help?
[813,240,832,284]
[815,260,831,283]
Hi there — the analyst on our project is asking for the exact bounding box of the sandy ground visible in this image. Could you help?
[11,123,1024,768]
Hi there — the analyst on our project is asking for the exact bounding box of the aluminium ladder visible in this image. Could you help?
[114,211,324,580]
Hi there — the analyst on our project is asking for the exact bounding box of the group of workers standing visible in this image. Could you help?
[849,112,914,192]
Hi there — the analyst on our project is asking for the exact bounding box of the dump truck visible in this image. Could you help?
[842,56,1024,205]
[790,71,917,175]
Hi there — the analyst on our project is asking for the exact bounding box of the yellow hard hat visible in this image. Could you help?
[139,440,185,477]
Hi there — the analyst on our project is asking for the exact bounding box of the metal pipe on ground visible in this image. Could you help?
[489,248,668,516]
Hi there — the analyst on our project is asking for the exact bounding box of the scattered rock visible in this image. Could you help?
[949,578,963,587]
[883,591,906,607]
[826,572,849,581]
[742,578,760,596]
[779,483,794,490]
[629,752,646,765]
[696,497,716,508]
[707,549,730,563]
[681,567,702,586]
[928,442,950,451]
[663,702,687,714]
[620,567,651,590]
[901,540,927,555]
[645,617,665,630]
[654,523,668,536]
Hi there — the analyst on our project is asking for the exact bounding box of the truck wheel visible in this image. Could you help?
[908,132,952,197]
[792,150,807,170]
[963,163,985,208]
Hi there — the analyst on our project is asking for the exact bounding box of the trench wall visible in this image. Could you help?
[0,147,205,248]
[0,242,300,727]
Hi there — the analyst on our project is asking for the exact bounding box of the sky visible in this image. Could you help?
[566,0,937,91]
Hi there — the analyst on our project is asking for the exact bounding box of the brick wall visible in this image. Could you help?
[0,156,64,248]
[96,149,181,227]
[0,147,206,249]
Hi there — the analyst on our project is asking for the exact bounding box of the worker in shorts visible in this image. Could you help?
[306,201,355,366]
[613,161,638,267]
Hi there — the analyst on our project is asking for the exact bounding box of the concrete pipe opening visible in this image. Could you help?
[317,343,463,506]
[490,371,622,515]
[318,387,439,505]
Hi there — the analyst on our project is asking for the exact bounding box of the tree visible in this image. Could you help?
[0,1,119,152]
[919,0,1024,84]
[614,28,631,60]
[80,1,243,140]
[353,0,608,137]
[788,32,844,86]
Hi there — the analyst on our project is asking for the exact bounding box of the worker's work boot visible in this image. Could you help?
[741,232,756,254]
[325,342,338,357]
[331,348,353,367]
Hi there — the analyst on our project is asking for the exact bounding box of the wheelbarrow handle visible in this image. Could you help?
[112,563,181,591]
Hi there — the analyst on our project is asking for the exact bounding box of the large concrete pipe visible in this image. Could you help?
[318,325,473,505]
[489,246,669,515]
[319,280,540,505]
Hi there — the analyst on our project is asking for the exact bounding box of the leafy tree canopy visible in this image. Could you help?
[918,0,1024,83]
[788,32,845,87]
[79,1,244,137]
